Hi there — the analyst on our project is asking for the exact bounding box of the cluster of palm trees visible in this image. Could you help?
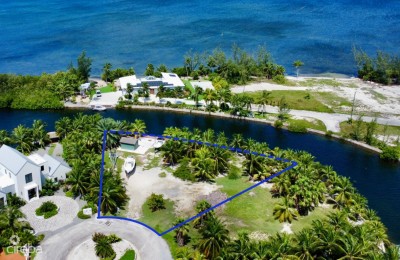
[0,120,50,154]
[0,197,41,250]
[158,127,399,259]
[56,114,148,214]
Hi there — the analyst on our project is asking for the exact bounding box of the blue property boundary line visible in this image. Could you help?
[97,130,298,236]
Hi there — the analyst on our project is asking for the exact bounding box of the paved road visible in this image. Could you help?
[36,219,172,260]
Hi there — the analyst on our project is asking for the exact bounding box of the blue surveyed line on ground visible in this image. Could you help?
[97,130,298,236]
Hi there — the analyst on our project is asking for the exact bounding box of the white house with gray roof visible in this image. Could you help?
[0,145,71,207]
[0,145,42,207]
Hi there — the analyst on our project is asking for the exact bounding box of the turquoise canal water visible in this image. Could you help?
[0,108,399,243]
[1,0,399,75]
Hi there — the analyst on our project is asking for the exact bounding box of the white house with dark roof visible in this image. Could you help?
[0,145,71,207]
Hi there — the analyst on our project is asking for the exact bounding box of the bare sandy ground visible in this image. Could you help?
[123,161,220,219]
[232,77,400,117]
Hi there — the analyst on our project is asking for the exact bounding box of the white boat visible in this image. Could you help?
[92,105,107,111]
[123,156,136,174]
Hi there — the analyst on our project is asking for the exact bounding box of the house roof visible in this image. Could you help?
[79,83,90,90]
[43,154,71,177]
[120,137,138,145]
[0,145,36,174]
[119,75,140,89]
[28,154,46,165]
[161,72,185,87]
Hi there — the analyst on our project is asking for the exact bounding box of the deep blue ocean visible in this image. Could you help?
[1,0,399,76]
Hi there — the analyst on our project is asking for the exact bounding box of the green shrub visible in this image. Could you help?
[35,201,58,219]
[159,172,167,178]
[380,146,400,161]
[77,210,91,219]
[288,121,307,133]
[272,75,287,85]
[325,130,333,137]
[274,120,283,129]
[228,165,242,179]
[147,193,166,212]
[65,190,74,198]
[173,158,195,181]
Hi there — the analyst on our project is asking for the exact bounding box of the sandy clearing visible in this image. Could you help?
[123,164,220,219]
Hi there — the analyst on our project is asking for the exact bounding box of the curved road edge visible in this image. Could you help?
[36,218,172,260]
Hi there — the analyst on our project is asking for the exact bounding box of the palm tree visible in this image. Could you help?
[12,124,33,154]
[94,238,114,258]
[66,163,90,197]
[130,119,147,138]
[329,177,356,209]
[273,197,299,223]
[203,88,216,107]
[271,174,291,197]
[256,90,272,117]
[97,118,120,149]
[0,207,31,233]
[295,229,317,260]
[336,236,368,260]
[198,217,229,259]
[0,130,10,146]
[31,119,50,148]
[267,233,297,259]
[96,172,128,214]
[193,86,203,108]
[192,147,216,181]
[102,62,112,82]
[227,232,253,259]
[160,140,184,165]
[193,200,214,229]
[230,133,245,148]
[173,218,190,246]
[55,117,72,140]
[293,60,304,77]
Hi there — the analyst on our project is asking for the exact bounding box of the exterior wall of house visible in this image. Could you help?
[51,165,69,182]
[14,163,41,201]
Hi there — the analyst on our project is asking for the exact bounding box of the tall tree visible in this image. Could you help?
[198,217,229,259]
[77,51,92,82]
[12,125,33,154]
[293,60,304,77]
[102,63,112,82]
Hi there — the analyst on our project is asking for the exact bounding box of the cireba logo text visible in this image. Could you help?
[6,235,43,256]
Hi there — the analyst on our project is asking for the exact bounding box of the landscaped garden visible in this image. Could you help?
[35,201,58,219]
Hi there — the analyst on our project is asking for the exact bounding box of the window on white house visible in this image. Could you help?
[0,197,4,208]
[41,165,44,171]
[25,173,33,184]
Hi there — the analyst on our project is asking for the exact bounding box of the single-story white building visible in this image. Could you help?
[0,145,71,207]
[118,73,185,96]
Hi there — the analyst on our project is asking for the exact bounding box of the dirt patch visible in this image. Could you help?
[123,165,221,219]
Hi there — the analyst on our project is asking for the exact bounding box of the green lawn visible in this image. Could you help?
[138,198,177,233]
[48,143,56,155]
[119,249,135,260]
[216,176,333,236]
[287,118,327,132]
[297,78,342,87]
[340,121,400,137]
[246,90,334,113]
[99,84,115,93]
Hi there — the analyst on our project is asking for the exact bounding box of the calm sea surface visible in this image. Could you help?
[1,0,399,76]
[0,108,399,243]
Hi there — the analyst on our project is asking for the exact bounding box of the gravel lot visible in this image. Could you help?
[21,196,79,233]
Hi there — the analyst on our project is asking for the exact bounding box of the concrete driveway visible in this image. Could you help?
[36,218,172,260]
